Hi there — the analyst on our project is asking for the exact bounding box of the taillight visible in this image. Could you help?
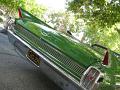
[18,8,22,18]
[80,67,101,90]
[102,50,109,65]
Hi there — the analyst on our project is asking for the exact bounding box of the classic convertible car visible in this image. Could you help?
[7,8,120,90]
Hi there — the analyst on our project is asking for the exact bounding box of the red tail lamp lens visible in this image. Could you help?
[18,8,22,18]
[102,50,109,65]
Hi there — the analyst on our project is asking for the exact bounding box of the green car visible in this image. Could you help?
[7,8,120,90]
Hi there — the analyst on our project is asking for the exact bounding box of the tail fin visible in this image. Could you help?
[18,7,53,29]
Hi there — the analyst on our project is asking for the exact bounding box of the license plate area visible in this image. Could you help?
[26,49,40,66]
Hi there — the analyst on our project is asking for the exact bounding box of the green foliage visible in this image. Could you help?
[67,0,120,53]
[67,0,120,27]
[0,0,47,18]
[0,17,3,22]
[22,0,47,18]
[46,11,85,34]
[85,23,120,53]
[0,0,18,9]
[0,0,17,15]
[46,11,73,32]
[68,0,120,25]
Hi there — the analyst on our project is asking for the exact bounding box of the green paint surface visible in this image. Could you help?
[16,19,102,68]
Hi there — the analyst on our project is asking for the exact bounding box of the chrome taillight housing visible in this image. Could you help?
[80,66,101,90]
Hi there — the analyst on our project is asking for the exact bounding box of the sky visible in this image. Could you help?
[36,0,66,10]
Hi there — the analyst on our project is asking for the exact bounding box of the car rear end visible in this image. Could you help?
[8,25,104,90]
[7,8,105,90]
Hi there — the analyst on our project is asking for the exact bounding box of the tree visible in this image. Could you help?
[67,0,120,53]
[67,0,120,28]
[45,11,72,32]
[22,0,47,19]
[0,0,47,18]
[46,11,85,34]
[0,0,19,15]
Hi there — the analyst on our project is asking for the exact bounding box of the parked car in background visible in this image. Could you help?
[7,7,120,90]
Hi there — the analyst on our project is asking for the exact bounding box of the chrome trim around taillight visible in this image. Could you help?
[80,66,102,90]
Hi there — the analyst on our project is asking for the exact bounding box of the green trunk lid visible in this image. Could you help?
[16,19,102,68]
